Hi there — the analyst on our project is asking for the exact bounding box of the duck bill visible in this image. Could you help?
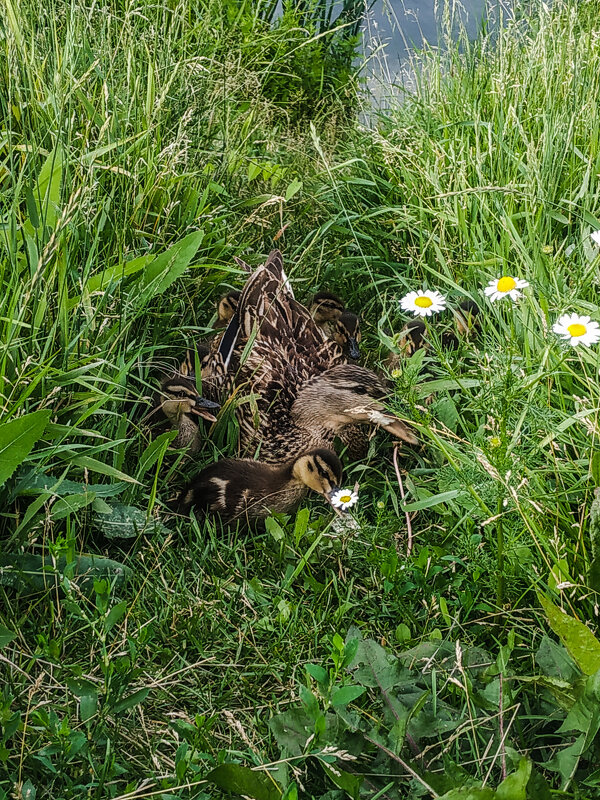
[347,338,360,360]
[351,406,418,445]
[384,417,419,445]
[192,397,220,422]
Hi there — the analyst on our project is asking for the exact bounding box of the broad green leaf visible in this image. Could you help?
[538,593,600,675]
[51,493,96,520]
[0,553,130,594]
[112,688,149,714]
[21,780,36,800]
[559,669,600,748]
[438,790,495,800]
[67,679,98,723]
[330,685,365,707]
[496,758,531,800]
[15,471,126,499]
[544,733,586,786]
[305,663,327,683]
[265,516,285,542]
[416,378,480,398]
[322,764,362,799]
[105,600,128,633]
[347,628,404,691]
[205,763,281,800]
[293,507,309,544]
[94,503,166,539]
[72,252,153,305]
[32,145,64,230]
[139,229,204,302]
[0,410,50,486]
[535,636,580,683]
[285,179,302,201]
[269,708,313,756]
[0,624,16,649]
[402,490,463,512]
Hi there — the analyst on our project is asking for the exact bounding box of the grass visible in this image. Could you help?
[2,0,600,798]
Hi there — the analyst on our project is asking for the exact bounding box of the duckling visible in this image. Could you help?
[394,298,480,358]
[214,290,241,329]
[178,448,343,525]
[310,292,361,360]
[157,374,220,452]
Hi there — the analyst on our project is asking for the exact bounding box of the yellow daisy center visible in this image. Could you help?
[339,495,352,503]
[567,323,586,337]
[414,296,433,308]
[497,276,517,293]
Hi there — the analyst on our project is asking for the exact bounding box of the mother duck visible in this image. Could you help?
[204,251,417,461]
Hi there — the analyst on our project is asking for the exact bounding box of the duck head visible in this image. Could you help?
[159,374,220,424]
[333,310,361,360]
[293,365,417,445]
[292,448,343,503]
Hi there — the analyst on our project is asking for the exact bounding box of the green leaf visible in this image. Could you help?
[305,664,327,683]
[136,431,177,479]
[21,780,36,800]
[438,790,495,800]
[416,378,480,398]
[285,179,302,201]
[347,629,404,691]
[265,516,286,542]
[330,685,365,707]
[51,493,96,520]
[0,410,51,487]
[67,679,98,723]
[105,600,127,633]
[139,230,204,302]
[322,763,362,799]
[78,252,153,300]
[293,507,309,544]
[559,669,600,748]
[94,503,165,539]
[59,454,140,484]
[535,635,580,683]
[544,733,586,786]
[0,553,130,594]
[0,624,16,649]
[33,145,64,230]
[402,490,463,512]
[497,758,531,800]
[269,708,313,756]
[591,451,600,487]
[15,471,126,498]
[205,763,281,800]
[538,593,600,675]
[112,688,149,714]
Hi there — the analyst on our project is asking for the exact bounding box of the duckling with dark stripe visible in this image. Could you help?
[310,291,361,360]
[178,448,343,525]
[158,374,220,452]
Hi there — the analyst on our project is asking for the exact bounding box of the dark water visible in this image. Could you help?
[361,0,489,104]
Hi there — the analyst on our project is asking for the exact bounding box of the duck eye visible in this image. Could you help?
[354,385,368,395]
[307,462,314,472]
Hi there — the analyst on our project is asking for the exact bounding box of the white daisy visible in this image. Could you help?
[552,313,600,347]
[484,276,529,302]
[330,488,359,511]
[400,290,446,317]
[591,230,600,247]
